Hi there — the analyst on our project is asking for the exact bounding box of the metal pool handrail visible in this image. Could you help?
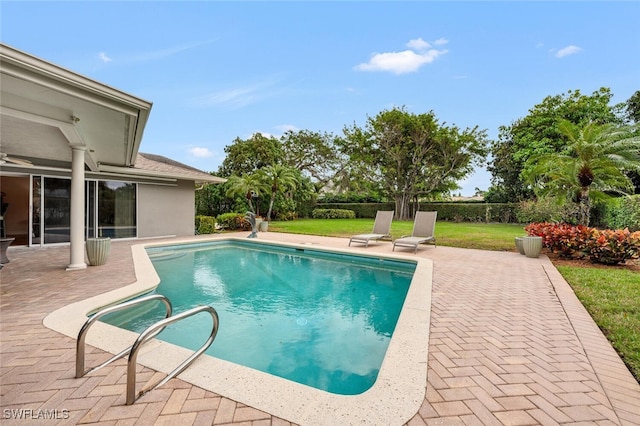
[76,294,172,378]
[126,305,219,405]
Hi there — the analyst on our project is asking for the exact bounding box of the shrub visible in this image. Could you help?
[315,203,394,218]
[317,192,385,203]
[276,211,298,221]
[525,222,640,265]
[516,199,571,224]
[524,222,590,259]
[195,215,217,235]
[215,212,250,230]
[586,228,640,265]
[603,195,640,231]
[312,208,356,219]
[517,198,591,225]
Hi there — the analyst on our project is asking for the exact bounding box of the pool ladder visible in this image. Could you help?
[75,294,219,405]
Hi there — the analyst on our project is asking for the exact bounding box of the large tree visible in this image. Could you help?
[486,88,626,202]
[626,90,640,124]
[217,133,283,177]
[341,107,488,220]
[280,130,347,191]
[525,120,640,226]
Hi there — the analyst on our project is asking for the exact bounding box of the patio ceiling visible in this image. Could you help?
[0,43,152,171]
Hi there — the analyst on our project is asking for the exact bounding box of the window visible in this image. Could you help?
[97,181,137,238]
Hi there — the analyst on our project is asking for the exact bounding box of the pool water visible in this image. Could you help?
[102,240,416,395]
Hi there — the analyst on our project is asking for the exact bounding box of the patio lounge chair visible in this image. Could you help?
[392,211,437,253]
[348,210,394,247]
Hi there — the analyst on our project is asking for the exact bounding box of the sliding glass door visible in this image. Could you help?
[31,176,72,245]
[31,176,137,245]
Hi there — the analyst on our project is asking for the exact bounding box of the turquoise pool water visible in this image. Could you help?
[102,240,416,395]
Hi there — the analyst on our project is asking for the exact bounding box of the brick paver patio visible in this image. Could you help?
[1,233,639,425]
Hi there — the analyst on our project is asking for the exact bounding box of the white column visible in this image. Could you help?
[67,146,87,270]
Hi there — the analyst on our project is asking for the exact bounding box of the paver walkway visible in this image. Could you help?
[1,233,639,425]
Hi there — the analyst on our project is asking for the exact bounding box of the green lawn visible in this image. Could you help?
[556,266,640,381]
[270,218,526,251]
[269,218,640,382]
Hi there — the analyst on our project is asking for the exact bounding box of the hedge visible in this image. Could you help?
[312,209,356,219]
[315,202,518,222]
[602,195,640,231]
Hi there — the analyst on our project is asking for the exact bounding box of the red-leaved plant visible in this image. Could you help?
[586,228,640,265]
[524,222,640,265]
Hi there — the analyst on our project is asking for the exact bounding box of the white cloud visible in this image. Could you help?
[555,45,583,58]
[432,38,449,46]
[355,49,447,75]
[98,52,112,63]
[188,147,214,158]
[407,37,431,51]
[355,38,448,75]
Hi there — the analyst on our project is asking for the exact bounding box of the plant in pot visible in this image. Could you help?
[86,229,111,266]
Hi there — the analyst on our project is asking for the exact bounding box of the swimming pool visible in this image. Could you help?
[102,240,415,395]
[44,235,432,424]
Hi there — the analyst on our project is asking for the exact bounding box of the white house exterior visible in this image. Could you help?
[0,43,225,269]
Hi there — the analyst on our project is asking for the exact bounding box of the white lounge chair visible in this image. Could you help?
[348,210,394,247]
[392,211,437,253]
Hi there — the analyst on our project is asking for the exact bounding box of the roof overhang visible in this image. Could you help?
[0,43,152,170]
[98,163,227,185]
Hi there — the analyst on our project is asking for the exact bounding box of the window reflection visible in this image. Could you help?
[43,177,71,244]
[31,177,137,245]
[98,181,136,238]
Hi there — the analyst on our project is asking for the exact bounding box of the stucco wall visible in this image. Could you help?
[137,180,195,238]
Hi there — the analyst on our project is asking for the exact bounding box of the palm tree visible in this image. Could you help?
[225,173,268,214]
[525,120,640,226]
[259,165,298,221]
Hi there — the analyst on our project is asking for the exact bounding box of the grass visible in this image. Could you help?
[269,217,640,382]
[270,218,526,251]
[556,265,640,381]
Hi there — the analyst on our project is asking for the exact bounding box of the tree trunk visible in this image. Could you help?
[578,187,590,226]
[266,195,275,221]
[395,193,412,221]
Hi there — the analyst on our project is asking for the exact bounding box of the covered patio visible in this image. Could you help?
[1,43,224,271]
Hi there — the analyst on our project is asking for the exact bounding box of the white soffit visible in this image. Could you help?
[0,43,152,170]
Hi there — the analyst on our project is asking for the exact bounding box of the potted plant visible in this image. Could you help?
[514,237,526,255]
[522,236,543,258]
[86,230,111,266]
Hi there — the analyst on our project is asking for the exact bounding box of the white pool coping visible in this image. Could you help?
[44,236,432,425]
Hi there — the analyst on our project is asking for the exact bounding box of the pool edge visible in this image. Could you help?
[43,235,432,425]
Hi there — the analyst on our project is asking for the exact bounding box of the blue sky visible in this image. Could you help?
[2,1,639,196]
